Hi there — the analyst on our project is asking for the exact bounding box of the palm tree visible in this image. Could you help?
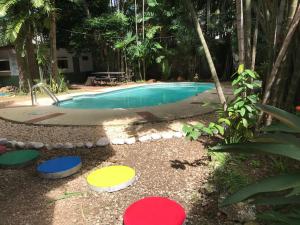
[184,0,227,109]
[0,0,53,91]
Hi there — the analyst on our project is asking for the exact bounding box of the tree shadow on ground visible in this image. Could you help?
[170,157,209,170]
[185,144,272,225]
[124,121,173,138]
[0,138,115,225]
[182,151,240,225]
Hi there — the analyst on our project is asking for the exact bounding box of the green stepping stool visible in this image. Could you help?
[0,150,40,168]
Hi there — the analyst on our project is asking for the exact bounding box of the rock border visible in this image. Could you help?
[0,131,184,151]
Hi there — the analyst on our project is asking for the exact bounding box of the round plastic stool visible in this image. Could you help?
[123,197,186,225]
[87,165,136,192]
[37,156,82,179]
[0,150,40,168]
[0,145,7,154]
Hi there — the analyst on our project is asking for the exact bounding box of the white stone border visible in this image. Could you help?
[0,131,184,151]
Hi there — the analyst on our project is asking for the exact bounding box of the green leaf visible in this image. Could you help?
[190,130,200,140]
[244,105,253,112]
[156,56,164,63]
[256,104,300,132]
[194,123,205,129]
[219,174,300,206]
[147,0,158,7]
[245,83,254,89]
[238,64,245,74]
[258,210,300,225]
[154,42,163,49]
[211,143,300,161]
[232,76,243,85]
[218,118,231,126]
[202,127,213,135]
[263,123,300,133]
[240,108,246,117]
[234,87,244,95]
[247,95,258,103]
[287,186,300,197]
[215,124,225,135]
[242,118,248,127]
[244,69,257,79]
[252,133,300,147]
[182,124,192,134]
[254,195,300,205]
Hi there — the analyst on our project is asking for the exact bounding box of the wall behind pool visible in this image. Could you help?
[0,76,19,87]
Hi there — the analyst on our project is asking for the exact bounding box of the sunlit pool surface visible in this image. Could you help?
[57,82,214,109]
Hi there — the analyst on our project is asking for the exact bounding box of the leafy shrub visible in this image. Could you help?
[211,104,300,224]
[49,72,68,93]
[183,65,261,143]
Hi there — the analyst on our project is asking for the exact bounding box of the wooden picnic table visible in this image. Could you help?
[90,71,126,85]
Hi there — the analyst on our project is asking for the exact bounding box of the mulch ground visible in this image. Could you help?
[0,138,235,225]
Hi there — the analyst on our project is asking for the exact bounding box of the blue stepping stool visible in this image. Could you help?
[37,156,82,179]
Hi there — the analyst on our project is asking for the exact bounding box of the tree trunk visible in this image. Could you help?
[285,58,300,110]
[262,5,300,105]
[142,0,146,80]
[15,48,28,91]
[272,0,298,108]
[82,0,91,18]
[50,0,58,81]
[207,0,211,31]
[185,0,227,108]
[134,0,142,80]
[25,26,39,84]
[251,11,258,70]
[285,29,300,109]
[274,0,286,49]
[142,0,145,40]
[236,0,245,66]
[244,0,252,68]
[288,0,299,27]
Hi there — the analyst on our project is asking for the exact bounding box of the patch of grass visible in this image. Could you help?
[208,152,251,194]
[213,167,250,194]
[270,156,289,173]
[250,160,261,168]
[47,192,83,205]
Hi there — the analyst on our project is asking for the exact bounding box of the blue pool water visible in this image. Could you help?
[57,82,214,109]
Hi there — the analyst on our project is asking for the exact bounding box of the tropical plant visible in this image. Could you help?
[48,71,68,93]
[183,65,261,143]
[211,104,300,224]
[115,24,163,80]
[0,0,54,90]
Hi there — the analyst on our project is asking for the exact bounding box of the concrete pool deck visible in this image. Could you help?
[0,83,233,126]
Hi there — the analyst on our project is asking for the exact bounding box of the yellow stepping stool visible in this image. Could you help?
[87,165,136,192]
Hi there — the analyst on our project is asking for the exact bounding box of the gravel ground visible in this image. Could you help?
[0,113,215,144]
[0,138,235,225]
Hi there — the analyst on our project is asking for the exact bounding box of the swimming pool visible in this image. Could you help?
[57,82,214,109]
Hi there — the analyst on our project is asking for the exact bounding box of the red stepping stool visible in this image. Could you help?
[0,145,7,154]
[296,106,300,116]
[123,197,186,225]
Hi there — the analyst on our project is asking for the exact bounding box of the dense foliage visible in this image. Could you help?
[183,65,261,143]
[212,105,300,224]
